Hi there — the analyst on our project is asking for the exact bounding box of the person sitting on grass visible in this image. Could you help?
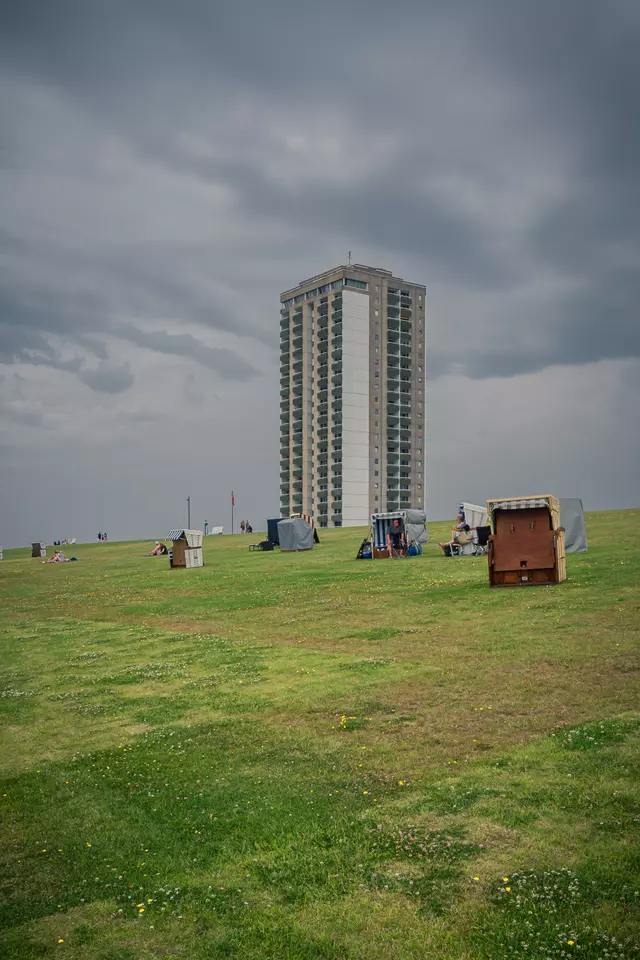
[438,524,471,555]
[148,541,168,556]
[43,550,69,563]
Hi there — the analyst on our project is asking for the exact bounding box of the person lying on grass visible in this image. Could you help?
[148,541,168,556]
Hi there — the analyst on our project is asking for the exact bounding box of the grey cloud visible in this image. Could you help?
[0,399,44,427]
[114,325,257,381]
[2,0,638,380]
[76,360,134,394]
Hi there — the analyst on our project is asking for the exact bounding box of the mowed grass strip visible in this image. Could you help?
[0,510,638,959]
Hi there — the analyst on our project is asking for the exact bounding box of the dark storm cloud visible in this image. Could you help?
[4,0,637,379]
[76,360,134,394]
[114,325,257,380]
[0,229,263,385]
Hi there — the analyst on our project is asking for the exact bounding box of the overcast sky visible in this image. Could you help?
[1,0,639,546]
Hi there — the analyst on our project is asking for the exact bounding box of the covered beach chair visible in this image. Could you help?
[486,496,566,587]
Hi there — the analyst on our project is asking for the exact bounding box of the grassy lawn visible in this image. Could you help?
[1,511,638,959]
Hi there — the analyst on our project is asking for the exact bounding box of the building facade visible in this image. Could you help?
[279,264,426,527]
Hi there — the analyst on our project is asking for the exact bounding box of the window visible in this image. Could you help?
[375,482,379,488]
[375,458,379,464]
[375,334,379,342]
[375,495,379,502]
[375,446,379,453]
[375,408,379,414]
[418,295,422,303]
[375,298,380,305]
[344,278,368,290]
[375,372,379,378]
[374,309,379,316]
[375,470,379,477]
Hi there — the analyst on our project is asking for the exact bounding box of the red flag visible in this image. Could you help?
[231,491,235,506]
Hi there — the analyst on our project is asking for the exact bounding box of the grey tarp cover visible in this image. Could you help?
[560,498,588,553]
[405,509,429,545]
[277,517,314,552]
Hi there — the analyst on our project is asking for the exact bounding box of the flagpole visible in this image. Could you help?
[231,491,234,535]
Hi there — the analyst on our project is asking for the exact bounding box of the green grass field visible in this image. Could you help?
[1,511,639,959]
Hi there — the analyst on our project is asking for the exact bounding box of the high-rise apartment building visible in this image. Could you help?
[279,264,426,527]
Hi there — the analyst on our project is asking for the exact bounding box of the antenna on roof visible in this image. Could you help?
[348,251,352,266]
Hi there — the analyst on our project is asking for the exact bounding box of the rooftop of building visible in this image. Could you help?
[280,264,425,301]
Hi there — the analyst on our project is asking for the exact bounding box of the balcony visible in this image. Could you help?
[331,308,343,322]
[387,307,400,320]
[332,360,343,375]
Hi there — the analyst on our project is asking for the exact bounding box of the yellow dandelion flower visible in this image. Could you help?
[505,886,511,892]
[147,898,153,903]
[503,877,509,882]
[138,907,145,913]
[137,903,144,907]
[473,876,480,881]
[363,791,369,795]
[568,941,574,946]
[57,939,64,944]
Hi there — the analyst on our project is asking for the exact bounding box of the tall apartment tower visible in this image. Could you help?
[279,264,426,527]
